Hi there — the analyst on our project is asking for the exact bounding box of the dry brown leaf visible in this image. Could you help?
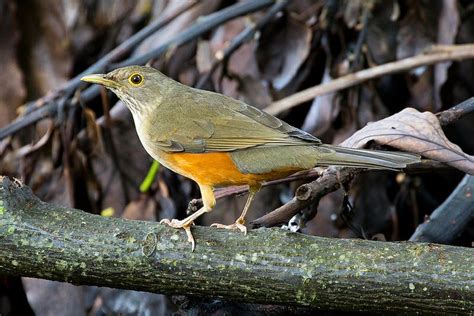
[342,0,365,29]
[341,108,474,175]
[237,75,272,108]
[82,107,103,155]
[23,278,85,316]
[396,3,439,111]
[366,0,399,64]
[16,124,53,158]
[0,1,26,127]
[205,17,263,100]
[225,34,260,80]
[122,195,157,221]
[257,16,312,90]
[396,3,438,60]
[301,67,338,134]
[18,0,72,98]
[434,0,460,111]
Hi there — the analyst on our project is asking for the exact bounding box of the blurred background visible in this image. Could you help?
[0,0,473,315]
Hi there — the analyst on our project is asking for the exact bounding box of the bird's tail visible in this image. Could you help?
[316,145,420,170]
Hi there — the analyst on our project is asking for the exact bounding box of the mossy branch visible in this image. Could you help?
[0,177,472,314]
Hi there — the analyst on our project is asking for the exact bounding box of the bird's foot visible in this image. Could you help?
[160,218,195,251]
[211,219,247,235]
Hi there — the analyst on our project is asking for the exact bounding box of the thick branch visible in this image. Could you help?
[0,177,472,314]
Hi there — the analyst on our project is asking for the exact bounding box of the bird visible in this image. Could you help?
[81,66,420,250]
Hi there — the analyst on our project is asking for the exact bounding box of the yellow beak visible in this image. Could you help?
[80,74,118,88]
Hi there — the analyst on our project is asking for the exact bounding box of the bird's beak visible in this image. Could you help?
[80,74,118,88]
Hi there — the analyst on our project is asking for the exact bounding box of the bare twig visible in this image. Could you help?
[436,97,474,126]
[264,44,474,115]
[252,167,361,227]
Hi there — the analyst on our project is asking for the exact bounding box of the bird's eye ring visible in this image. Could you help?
[128,73,144,86]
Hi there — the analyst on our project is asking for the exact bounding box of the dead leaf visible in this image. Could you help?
[16,124,53,158]
[301,66,338,134]
[17,0,72,98]
[303,190,345,238]
[342,0,365,29]
[92,0,137,29]
[341,108,474,175]
[237,75,272,108]
[396,3,440,111]
[225,34,260,80]
[434,0,460,111]
[396,2,438,60]
[407,67,435,111]
[23,278,85,316]
[203,17,263,99]
[0,0,26,127]
[366,0,399,64]
[81,107,103,156]
[122,195,157,221]
[209,18,246,54]
[67,0,138,60]
[257,16,312,90]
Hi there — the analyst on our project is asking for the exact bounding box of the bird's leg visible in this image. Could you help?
[160,207,207,251]
[211,184,261,235]
[160,184,215,251]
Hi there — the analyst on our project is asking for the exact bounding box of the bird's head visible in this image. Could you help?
[81,66,169,117]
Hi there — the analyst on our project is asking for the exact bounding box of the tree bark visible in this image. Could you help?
[0,177,472,314]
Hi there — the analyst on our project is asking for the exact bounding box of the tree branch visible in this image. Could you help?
[0,177,472,314]
[252,167,361,227]
[264,44,474,115]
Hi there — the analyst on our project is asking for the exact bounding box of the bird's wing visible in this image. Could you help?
[148,89,321,153]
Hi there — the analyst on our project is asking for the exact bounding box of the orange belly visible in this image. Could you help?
[159,151,303,187]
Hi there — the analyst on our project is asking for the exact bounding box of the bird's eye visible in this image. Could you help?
[128,73,144,86]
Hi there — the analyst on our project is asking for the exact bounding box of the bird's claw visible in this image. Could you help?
[160,218,196,251]
[211,220,247,235]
